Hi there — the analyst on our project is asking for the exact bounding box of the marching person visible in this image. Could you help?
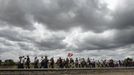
[75,58,79,68]
[56,57,63,68]
[26,55,30,68]
[49,57,54,68]
[18,56,23,68]
[40,56,44,68]
[44,56,49,68]
[70,58,74,68]
[34,56,39,68]
[65,58,69,68]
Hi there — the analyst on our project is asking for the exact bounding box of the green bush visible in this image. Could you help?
[4,59,16,66]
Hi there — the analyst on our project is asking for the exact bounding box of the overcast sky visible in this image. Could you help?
[0,0,134,61]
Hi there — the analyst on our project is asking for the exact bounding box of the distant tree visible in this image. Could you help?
[4,59,16,66]
[0,60,2,66]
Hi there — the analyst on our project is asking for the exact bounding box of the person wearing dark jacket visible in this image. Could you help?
[44,56,49,68]
[18,56,23,68]
[49,57,54,68]
[75,58,79,68]
[34,57,39,68]
[26,56,30,68]
[40,56,44,68]
[57,57,63,68]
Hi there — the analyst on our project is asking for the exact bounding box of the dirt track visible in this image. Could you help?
[0,67,134,75]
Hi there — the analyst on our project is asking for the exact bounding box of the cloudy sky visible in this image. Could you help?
[0,0,134,61]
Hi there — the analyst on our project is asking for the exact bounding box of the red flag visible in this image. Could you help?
[68,53,73,57]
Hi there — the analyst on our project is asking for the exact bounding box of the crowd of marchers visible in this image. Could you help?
[18,56,134,68]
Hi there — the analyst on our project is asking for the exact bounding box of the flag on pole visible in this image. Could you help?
[68,52,73,57]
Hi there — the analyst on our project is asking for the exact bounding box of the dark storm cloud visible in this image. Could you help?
[74,27,134,51]
[110,0,134,29]
[0,0,134,49]
[0,26,67,51]
[0,0,35,30]
[0,0,134,32]
[35,38,66,50]
[114,27,134,46]
[0,29,25,41]
[32,0,109,32]
[0,0,109,32]
[0,0,134,60]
